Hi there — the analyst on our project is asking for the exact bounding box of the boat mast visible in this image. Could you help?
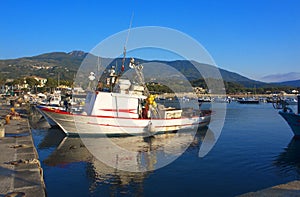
[297,94,300,114]
[121,13,134,73]
[97,56,101,78]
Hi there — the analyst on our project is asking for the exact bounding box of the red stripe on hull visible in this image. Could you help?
[86,121,208,129]
[99,109,137,114]
[39,106,211,120]
[87,122,146,128]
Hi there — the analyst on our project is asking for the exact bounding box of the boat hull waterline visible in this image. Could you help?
[279,111,300,136]
[37,106,211,135]
[36,106,58,127]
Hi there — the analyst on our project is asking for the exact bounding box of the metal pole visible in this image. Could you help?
[297,95,300,114]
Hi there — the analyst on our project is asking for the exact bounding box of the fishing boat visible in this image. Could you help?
[274,95,300,136]
[212,97,231,103]
[198,97,212,103]
[37,90,62,106]
[36,58,211,136]
[36,107,58,127]
[237,97,259,104]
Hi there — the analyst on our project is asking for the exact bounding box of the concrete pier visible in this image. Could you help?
[0,105,46,197]
[239,181,300,197]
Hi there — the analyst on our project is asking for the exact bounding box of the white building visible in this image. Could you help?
[31,76,47,87]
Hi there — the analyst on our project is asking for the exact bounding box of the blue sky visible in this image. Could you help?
[0,0,299,81]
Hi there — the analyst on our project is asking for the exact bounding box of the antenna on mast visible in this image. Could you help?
[121,12,134,72]
[97,56,101,78]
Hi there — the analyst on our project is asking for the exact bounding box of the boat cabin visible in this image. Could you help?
[84,66,182,120]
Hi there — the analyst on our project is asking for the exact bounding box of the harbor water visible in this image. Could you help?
[30,102,299,196]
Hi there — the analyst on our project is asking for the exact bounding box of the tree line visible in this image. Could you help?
[0,75,73,93]
[0,73,299,95]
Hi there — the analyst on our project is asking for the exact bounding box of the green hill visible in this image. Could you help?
[0,51,86,80]
[0,50,282,89]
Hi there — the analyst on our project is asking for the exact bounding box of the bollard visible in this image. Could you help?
[0,119,5,138]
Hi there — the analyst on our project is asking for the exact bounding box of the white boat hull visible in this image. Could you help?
[37,106,211,135]
[279,110,300,136]
[35,106,58,127]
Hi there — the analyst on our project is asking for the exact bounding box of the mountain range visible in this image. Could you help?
[260,72,300,83]
[0,50,299,88]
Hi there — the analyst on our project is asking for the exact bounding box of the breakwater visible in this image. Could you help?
[0,104,46,197]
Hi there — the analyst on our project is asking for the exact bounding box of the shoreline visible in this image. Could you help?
[238,180,300,196]
[158,92,298,99]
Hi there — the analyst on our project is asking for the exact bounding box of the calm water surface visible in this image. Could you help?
[31,102,300,196]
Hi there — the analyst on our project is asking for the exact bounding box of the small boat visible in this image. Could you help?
[212,97,230,103]
[198,97,211,103]
[266,97,276,103]
[37,58,211,136]
[274,95,300,136]
[237,97,259,104]
[284,98,298,105]
[37,90,62,107]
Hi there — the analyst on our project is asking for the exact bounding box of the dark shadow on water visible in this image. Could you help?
[274,136,300,177]
[5,132,30,137]
[38,127,66,149]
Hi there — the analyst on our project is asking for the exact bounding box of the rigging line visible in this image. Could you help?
[125,12,134,47]
[122,12,134,71]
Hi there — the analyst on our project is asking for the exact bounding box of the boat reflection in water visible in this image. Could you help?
[40,127,213,194]
[274,137,300,176]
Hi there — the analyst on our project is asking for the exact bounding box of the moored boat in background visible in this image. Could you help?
[237,97,259,104]
[274,95,300,136]
[284,98,298,105]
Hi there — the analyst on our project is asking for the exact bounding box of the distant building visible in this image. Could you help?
[19,76,47,88]
[5,79,14,83]
[32,76,47,87]
[57,85,71,89]
[193,87,206,94]
[280,91,287,95]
